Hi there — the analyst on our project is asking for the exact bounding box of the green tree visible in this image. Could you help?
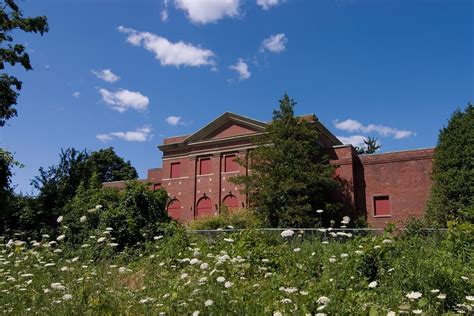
[231,94,341,227]
[356,136,381,155]
[88,147,138,183]
[0,148,23,231]
[0,0,48,126]
[427,103,474,225]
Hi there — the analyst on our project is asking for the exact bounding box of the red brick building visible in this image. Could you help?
[104,112,434,228]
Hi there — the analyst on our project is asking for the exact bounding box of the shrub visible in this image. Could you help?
[188,208,262,230]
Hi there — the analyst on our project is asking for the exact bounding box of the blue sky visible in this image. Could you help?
[1,0,472,194]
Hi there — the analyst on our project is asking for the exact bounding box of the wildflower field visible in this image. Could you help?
[1,219,473,315]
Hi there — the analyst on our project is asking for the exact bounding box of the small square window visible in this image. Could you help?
[199,157,211,175]
[153,183,161,191]
[170,162,181,178]
[374,196,390,216]
[224,154,238,172]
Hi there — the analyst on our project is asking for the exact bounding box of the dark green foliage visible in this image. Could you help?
[1,147,138,236]
[0,0,48,126]
[0,149,23,231]
[88,147,138,183]
[61,181,170,249]
[427,103,474,225]
[356,136,381,155]
[231,94,341,227]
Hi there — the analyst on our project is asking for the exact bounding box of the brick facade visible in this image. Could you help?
[104,112,434,228]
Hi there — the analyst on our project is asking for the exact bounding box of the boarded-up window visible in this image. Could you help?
[196,197,213,218]
[223,195,239,212]
[199,158,211,175]
[153,183,161,191]
[170,162,181,178]
[167,199,181,220]
[374,196,390,216]
[224,154,238,172]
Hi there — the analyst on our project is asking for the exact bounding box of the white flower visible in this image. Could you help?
[192,311,200,316]
[154,236,163,240]
[56,235,65,241]
[273,312,283,316]
[216,276,225,283]
[316,209,324,214]
[97,237,106,243]
[465,296,474,301]
[355,250,364,255]
[340,253,348,258]
[329,257,336,263]
[386,311,396,316]
[406,291,422,300]
[139,298,149,304]
[368,281,377,288]
[108,243,119,247]
[60,266,69,272]
[105,227,113,231]
[200,262,209,270]
[95,205,103,210]
[280,229,294,238]
[51,282,66,290]
[227,225,234,229]
[79,215,87,223]
[180,273,189,279]
[223,238,234,243]
[57,216,63,223]
[317,296,330,305]
[190,258,201,265]
[280,298,292,304]
[430,289,440,293]
[224,281,232,288]
[437,293,446,300]
[118,267,129,273]
[341,216,350,224]
[412,309,422,314]
[293,248,301,252]
[204,299,213,306]
[382,239,393,244]
[62,294,73,301]
[461,276,469,280]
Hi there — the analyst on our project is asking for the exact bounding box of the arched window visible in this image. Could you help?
[167,199,182,220]
[196,197,213,218]
[222,194,239,212]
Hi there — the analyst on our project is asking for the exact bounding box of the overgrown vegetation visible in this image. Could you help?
[427,103,474,225]
[0,218,472,315]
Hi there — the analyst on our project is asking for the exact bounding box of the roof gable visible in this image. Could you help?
[183,112,267,144]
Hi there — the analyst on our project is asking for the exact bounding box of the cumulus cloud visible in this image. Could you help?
[72,91,80,98]
[257,0,279,10]
[229,58,251,80]
[166,116,182,126]
[91,69,120,83]
[337,135,367,147]
[118,26,216,68]
[174,0,240,24]
[97,126,153,142]
[334,119,414,139]
[99,88,149,113]
[261,33,287,53]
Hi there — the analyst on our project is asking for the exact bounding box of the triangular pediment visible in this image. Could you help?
[184,112,267,144]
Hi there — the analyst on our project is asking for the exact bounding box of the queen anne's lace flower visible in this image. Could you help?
[406,291,422,300]
[280,229,294,238]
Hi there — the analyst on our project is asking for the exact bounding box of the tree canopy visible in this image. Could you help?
[0,0,48,126]
[427,103,474,225]
[356,136,381,155]
[231,94,341,227]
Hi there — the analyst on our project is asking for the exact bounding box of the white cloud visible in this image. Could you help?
[174,0,240,24]
[261,33,287,53]
[72,91,80,98]
[99,88,149,113]
[92,69,120,83]
[161,9,169,22]
[118,26,216,68]
[97,126,153,142]
[337,135,367,147]
[257,0,279,10]
[229,58,251,80]
[166,116,182,126]
[334,119,414,139]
